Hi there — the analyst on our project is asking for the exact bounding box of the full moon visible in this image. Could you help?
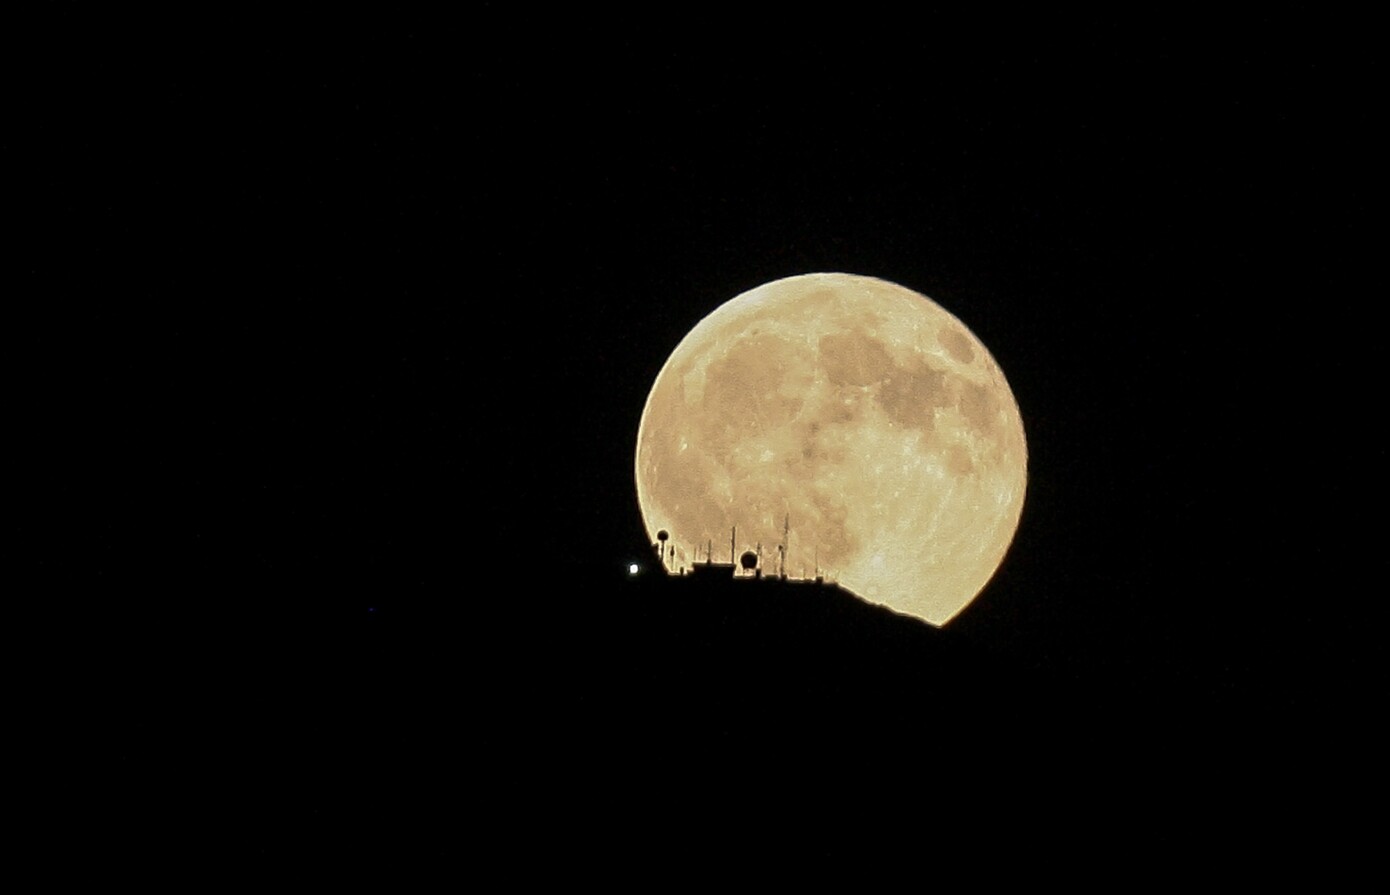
[634,273,1027,626]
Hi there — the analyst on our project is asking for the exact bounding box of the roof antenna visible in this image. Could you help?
[780,513,790,578]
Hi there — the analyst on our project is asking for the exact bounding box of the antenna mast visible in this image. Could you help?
[780,514,790,578]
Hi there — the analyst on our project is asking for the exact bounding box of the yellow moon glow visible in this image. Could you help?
[635,273,1027,626]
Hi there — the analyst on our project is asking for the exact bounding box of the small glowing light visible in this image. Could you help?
[628,563,640,575]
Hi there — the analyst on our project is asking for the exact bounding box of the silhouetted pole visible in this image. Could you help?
[780,513,790,578]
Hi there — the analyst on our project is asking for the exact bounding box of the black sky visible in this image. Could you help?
[26,13,1379,865]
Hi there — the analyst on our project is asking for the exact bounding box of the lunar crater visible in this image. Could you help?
[818,331,894,387]
[938,326,976,364]
[876,358,948,433]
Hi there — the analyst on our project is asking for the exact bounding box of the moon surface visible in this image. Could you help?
[634,273,1027,626]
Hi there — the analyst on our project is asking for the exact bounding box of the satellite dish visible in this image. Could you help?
[657,530,669,542]
[739,550,758,571]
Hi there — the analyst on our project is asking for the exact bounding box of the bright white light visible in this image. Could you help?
[628,562,640,575]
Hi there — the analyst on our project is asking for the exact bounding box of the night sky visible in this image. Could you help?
[28,13,1377,867]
